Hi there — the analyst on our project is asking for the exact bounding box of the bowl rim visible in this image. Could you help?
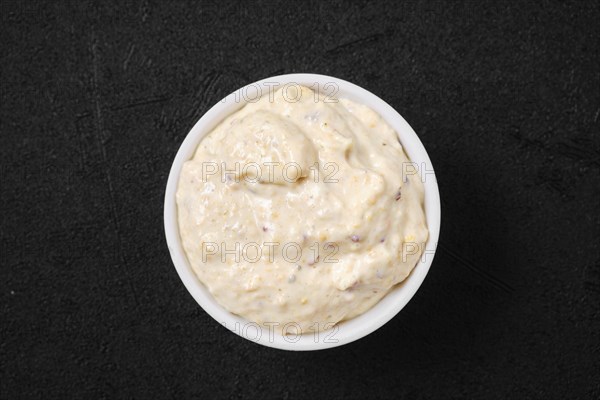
[164,73,441,351]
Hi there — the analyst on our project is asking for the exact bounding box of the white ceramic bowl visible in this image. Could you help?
[164,73,441,351]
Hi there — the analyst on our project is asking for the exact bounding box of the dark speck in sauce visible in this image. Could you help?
[395,188,401,201]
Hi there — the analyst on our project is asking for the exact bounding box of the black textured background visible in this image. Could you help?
[1,1,599,399]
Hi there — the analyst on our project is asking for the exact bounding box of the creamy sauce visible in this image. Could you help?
[176,85,428,333]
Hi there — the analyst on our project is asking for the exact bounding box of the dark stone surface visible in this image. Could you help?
[1,1,598,398]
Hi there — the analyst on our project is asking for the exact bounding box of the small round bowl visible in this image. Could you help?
[164,73,441,351]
